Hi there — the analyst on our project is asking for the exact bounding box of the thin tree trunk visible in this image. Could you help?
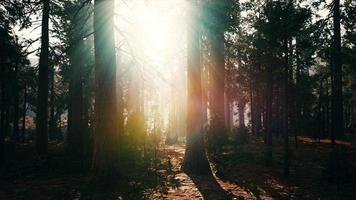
[265,60,273,165]
[21,82,27,143]
[318,79,324,143]
[283,38,290,176]
[36,0,50,156]
[13,65,20,142]
[250,64,255,134]
[295,38,301,148]
[49,66,55,141]
[238,100,245,128]
[0,63,5,164]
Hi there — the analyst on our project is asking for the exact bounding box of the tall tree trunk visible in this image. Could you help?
[12,65,20,142]
[283,39,290,176]
[255,94,262,136]
[295,38,301,148]
[182,0,210,174]
[36,0,50,156]
[0,63,5,164]
[250,64,255,134]
[21,82,27,143]
[331,0,343,145]
[265,60,273,165]
[208,0,226,133]
[48,66,56,141]
[318,79,324,142]
[92,0,121,177]
[67,41,84,157]
[238,100,245,128]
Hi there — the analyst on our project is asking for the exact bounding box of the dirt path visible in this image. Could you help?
[162,144,260,200]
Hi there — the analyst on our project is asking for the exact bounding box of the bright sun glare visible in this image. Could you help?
[115,0,188,128]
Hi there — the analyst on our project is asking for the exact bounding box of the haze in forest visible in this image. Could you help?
[0,0,355,199]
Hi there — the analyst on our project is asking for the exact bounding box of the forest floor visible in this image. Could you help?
[0,135,356,199]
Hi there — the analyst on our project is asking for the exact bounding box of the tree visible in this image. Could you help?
[182,0,210,174]
[36,0,50,156]
[92,0,121,177]
[331,0,343,144]
[59,0,94,158]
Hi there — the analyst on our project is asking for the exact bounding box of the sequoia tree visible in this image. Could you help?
[182,0,210,174]
[92,0,121,177]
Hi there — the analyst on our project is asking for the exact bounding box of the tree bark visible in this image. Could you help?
[67,39,84,157]
[12,65,20,142]
[36,0,50,156]
[0,60,5,164]
[182,0,210,174]
[265,59,273,165]
[331,0,344,145]
[92,0,121,177]
[283,38,290,176]
[21,82,27,143]
[238,100,245,128]
[208,0,226,132]
[49,66,56,141]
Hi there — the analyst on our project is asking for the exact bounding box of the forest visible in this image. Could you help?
[0,0,356,199]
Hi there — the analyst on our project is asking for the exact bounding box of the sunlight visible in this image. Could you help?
[115,0,188,132]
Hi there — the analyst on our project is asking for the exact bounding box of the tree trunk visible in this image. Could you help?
[283,38,290,176]
[36,0,50,156]
[295,38,301,148]
[21,82,27,143]
[250,64,255,134]
[265,60,273,165]
[67,40,84,158]
[331,0,344,145]
[182,0,210,174]
[92,0,121,177]
[238,100,245,128]
[208,0,226,133]
[12,65,20,142]
[49,66,56,141]
[0,62,5,164]
[318,79,324,142]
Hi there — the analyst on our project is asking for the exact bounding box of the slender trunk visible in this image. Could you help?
[13,65,20,142]
[295,39,301,148]
[250,64,255,134]
[0,64,5,164]
[283,38,290,176]
[182,0,210,174]
[266,64,273,146]
[92,0,121,177]
[49,66,55,141]
[331,0,343,145]
[265,60,273,165]
[256,95,262,136]
[22,82,27,143]
[318,79,324,142]
[326,78,331,137]
[36,0,50,156]
[238,100,245,128]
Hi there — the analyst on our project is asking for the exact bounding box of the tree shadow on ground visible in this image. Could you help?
[211,151,288,200]
[186,169,233,200]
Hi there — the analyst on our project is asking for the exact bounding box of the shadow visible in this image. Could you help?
[211,153,287,200]
[187,169,234,200]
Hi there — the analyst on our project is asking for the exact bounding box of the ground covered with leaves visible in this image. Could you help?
[1,135,356,199]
